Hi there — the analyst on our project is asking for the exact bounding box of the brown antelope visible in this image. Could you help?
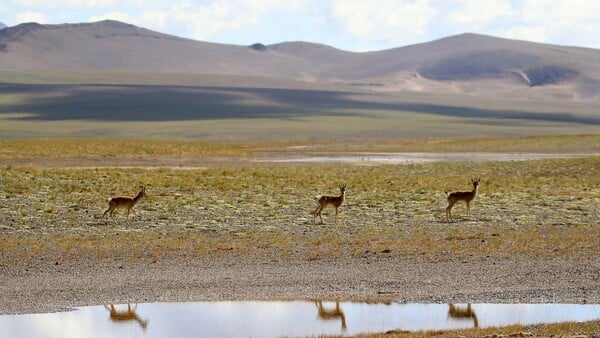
[104,303,148,330]
[313,184,346,224]
[445,178,480,222]
[101,186,147,224]
[447,303,479,328]
[315,300,347,330]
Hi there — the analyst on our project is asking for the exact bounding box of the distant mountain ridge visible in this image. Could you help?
[0,20,598,99]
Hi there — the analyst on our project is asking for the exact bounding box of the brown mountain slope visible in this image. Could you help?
[0,21,313,78]
[0,20,598,99]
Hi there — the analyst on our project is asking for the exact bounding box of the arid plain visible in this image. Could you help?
[1,137,599,337]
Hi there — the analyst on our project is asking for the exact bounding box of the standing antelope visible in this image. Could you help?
[313,184,346,224]
[101,186,147,224]
[445,178,480,222]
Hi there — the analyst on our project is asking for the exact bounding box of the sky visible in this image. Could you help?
[0,0,598,51]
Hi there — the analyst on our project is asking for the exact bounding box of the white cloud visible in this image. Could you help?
[11,0,115,8]
[501,25,549,43]
[170,0,308,41]
[448,0,512,29]
[171,2,246,40]
[495,0,600,46]
[331,0,436,49]
[15,11,46,23]
[139,10,168,31]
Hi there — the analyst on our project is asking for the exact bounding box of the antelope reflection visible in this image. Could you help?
[447,303,478,328]
[104,303,148,330]
[315,300,347,330]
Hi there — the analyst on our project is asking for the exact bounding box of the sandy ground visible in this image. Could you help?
[1,253,598,315]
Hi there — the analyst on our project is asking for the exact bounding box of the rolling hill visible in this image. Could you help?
[0,20,598,99]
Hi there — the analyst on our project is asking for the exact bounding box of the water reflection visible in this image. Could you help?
[448,303,478,328]
[315,300,347,330]
[104,303,148,330]
[1,302,598,338]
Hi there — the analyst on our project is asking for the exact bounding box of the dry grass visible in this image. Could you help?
[0,139,251,159]
[1,154,598,264]
[353,319,600,337]
[312,134,600,153]
[0,134,598,160]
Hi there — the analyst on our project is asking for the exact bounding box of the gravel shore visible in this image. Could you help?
[2,254,598,315]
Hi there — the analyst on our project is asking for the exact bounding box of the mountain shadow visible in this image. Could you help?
[1,84,598,125]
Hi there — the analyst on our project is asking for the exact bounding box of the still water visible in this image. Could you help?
[1,302,599,338]
[255,152,592,164]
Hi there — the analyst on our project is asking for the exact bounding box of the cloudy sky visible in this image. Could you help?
[1,0,598,51]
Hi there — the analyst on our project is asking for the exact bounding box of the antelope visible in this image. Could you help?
[445,178,480,222]
[101,186,147,224]
[104,303,149,330]
[313,184,346,224]
[315,300,347,330]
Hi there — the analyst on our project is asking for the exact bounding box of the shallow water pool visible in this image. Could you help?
[1,302,599,338]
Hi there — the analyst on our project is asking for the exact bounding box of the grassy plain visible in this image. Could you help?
[1,134,599,160]
[1,143,598,263]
